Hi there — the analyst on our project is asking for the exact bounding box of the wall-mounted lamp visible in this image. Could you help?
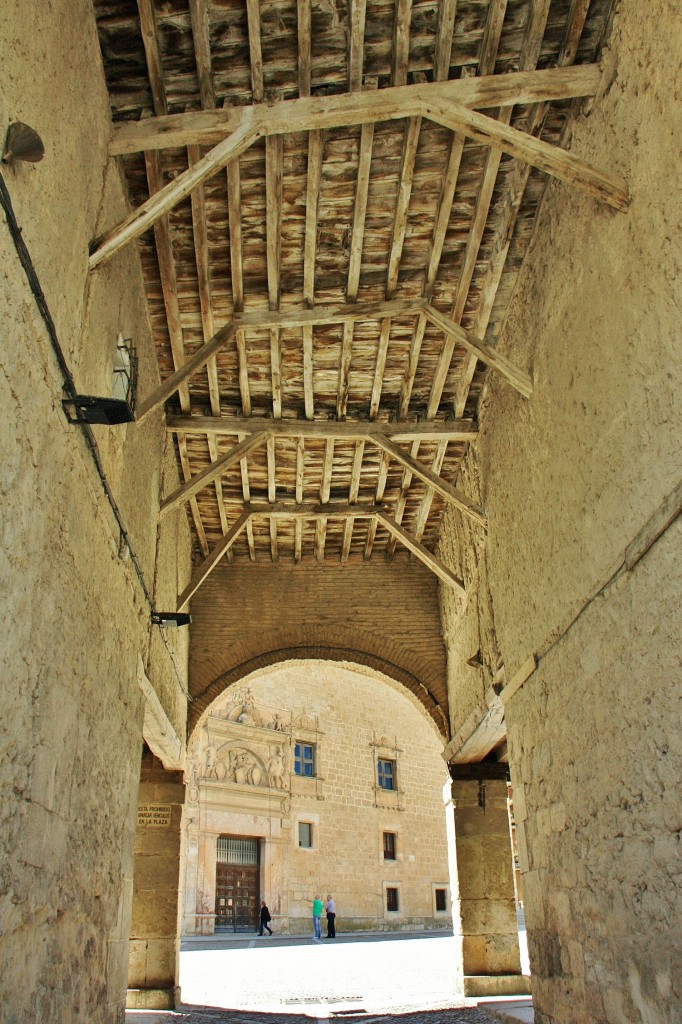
[151,612,192,628]
[466,650,484,668]
[63,337,137,425]
[2,122,45,164]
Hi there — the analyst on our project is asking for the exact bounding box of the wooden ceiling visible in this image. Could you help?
[91,0,623,605]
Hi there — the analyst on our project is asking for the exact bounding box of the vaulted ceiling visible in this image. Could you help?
[92,0,624,608]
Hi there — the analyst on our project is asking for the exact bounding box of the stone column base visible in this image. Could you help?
[463,975,531,998]
[126,987,175,1010]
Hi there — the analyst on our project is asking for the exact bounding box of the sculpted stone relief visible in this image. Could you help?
[189,693,321,793]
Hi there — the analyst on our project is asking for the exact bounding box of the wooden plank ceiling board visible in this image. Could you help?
[93,0,621,593]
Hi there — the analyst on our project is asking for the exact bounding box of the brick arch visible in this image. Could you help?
[189,624,449,738]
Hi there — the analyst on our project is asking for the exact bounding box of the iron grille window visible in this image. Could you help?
[298,822,313,848]
[377,758,396,790]
[217,837,259,865]
[294,742,316,777]
[435,888,447,912]
[383,832,396,860]
[386,887,399,912]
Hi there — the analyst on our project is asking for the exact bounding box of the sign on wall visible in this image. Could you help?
[137,804,172,828]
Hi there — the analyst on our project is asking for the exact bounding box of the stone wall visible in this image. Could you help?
[0,3,191,1022]
[183,662,453,935]
[438,2,681,1021]
[188,559,449,735]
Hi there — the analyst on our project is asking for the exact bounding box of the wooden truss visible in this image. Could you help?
[91,0,627,597]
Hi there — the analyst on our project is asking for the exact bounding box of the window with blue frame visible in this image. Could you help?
[377,758,396,790]
[294,742,316,777]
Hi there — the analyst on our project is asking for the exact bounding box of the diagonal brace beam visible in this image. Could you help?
[423,303,532,398]
[177,511,251,610]
[371,435,487,529]
[160,432,269,517]
[376,511,466,595]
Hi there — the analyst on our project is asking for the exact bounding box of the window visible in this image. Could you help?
[294,742,316,777]
[383,832,396,860]
[377,758,396,790]
[435,888,447,912]
[298,822,313,848]
[386,887,399,912]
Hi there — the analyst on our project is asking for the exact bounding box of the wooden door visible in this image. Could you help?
[215,836,260,932]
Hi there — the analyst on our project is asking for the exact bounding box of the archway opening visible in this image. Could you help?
[178,658,461,1013]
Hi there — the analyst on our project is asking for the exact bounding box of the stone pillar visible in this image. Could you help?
[451,777,528,998]
[127,749,185,1010]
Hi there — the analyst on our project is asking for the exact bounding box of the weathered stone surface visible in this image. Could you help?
[438,2,682,1020]
[0,4,191,1022]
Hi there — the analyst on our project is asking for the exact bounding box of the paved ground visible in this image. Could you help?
[126,929,532,1024]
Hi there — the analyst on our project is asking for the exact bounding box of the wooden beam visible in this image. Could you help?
[166,415,478,443]
[386,114,421,299]
[266,132,283,425]
[159,432,269,517]
[400,131,464,416]
[478,0,508,77]
[245,0,264,102]
[91,115,264,270]
[189,0,215,109]
[434,0,457,82]
[188,144,220,414]
[348,0,367,91]
[347,82,378,298]
[369,318,391,420]
[177,512,250,610]
[376,512,466,594]
[110,65,603,153]
[392,0,413,87]
[303,129,322,420]
[137,299,425,422]
[295,437,305,562]
[341,439,365,562]
[371,435,487,528]
[136,320,237,423]
[237,432,257,561]
[249,502,383,519]
[364,453,390,558]
[427,98,629,212]
[339,83,377,420]
[303,131,323,305]
[137,0,167,116]
[453,0,551,417]
[423,303,532,398]
[144,151,190,412]
[297,0,312,97]
[267,434,278,560]
[428,133,508,417]
[413,439,448,543]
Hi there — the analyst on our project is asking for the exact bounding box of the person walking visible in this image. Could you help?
[307,894,323,939]
[324,894,336,938]
[258,900,273,936]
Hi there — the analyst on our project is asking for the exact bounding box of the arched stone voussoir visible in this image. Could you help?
[189,631,449,739]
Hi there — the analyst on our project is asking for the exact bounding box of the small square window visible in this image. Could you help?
[383,832,396,860]
[298,822,313,848]
[435,888,447,912]
[386,887,399,912]
[377,758,396,790]
[294,742,316,777]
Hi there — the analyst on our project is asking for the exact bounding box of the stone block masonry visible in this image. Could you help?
[437,2,682,1020]
[0,2,192,1021]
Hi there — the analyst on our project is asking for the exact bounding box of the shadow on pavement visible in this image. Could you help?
[181,930,454,953]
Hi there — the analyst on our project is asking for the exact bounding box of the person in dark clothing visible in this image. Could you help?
[259,900,273,935]
[324,894,336,938]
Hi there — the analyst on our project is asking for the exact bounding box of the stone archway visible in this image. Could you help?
[181,659,453,941]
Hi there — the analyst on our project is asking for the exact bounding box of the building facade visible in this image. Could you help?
[182,662,453,935]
